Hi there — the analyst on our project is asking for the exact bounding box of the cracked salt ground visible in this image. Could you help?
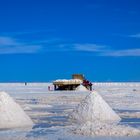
[22,103,75,138]
[0,83,140,140]
[25,105,74,138]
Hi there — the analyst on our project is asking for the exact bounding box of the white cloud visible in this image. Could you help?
[0,37,18,46]
[65,43,140,57]
[0,45,42,54]
[0,36,42,54]
[0,29,52,36]
[128,33,140,38]
[100,49,140,57]
[1,37,139,57]
[56,43,106,52]
[73,43,105,52]
[57,43,140,57]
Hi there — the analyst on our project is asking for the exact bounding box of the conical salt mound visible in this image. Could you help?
[76,85,88,91]
[0,92,34,129]
[70,91,121,124]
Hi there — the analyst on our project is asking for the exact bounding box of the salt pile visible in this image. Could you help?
[0,91,33,129]
[74,121,140,136]
[70,91,140,136]
[70,91,121,123]
[75,85,89,91]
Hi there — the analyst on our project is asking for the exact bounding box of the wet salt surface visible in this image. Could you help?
[0,83,140,140]
[115,109,140,127]
[31,104,72,130]
[115,109,140,113]
[120,118,140,128]
[27,129,58,138]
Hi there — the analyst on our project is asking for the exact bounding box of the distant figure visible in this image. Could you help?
[48,86,50,91]
[25,82,27,86]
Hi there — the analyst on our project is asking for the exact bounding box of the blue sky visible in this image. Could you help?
[0,0,140,82]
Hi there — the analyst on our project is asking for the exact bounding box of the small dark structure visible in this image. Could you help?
[53,74,92,91]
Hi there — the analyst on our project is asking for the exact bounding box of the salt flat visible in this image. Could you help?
[0,82,140,140]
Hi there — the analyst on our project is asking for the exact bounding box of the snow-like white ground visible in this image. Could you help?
[0,82,140,140]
